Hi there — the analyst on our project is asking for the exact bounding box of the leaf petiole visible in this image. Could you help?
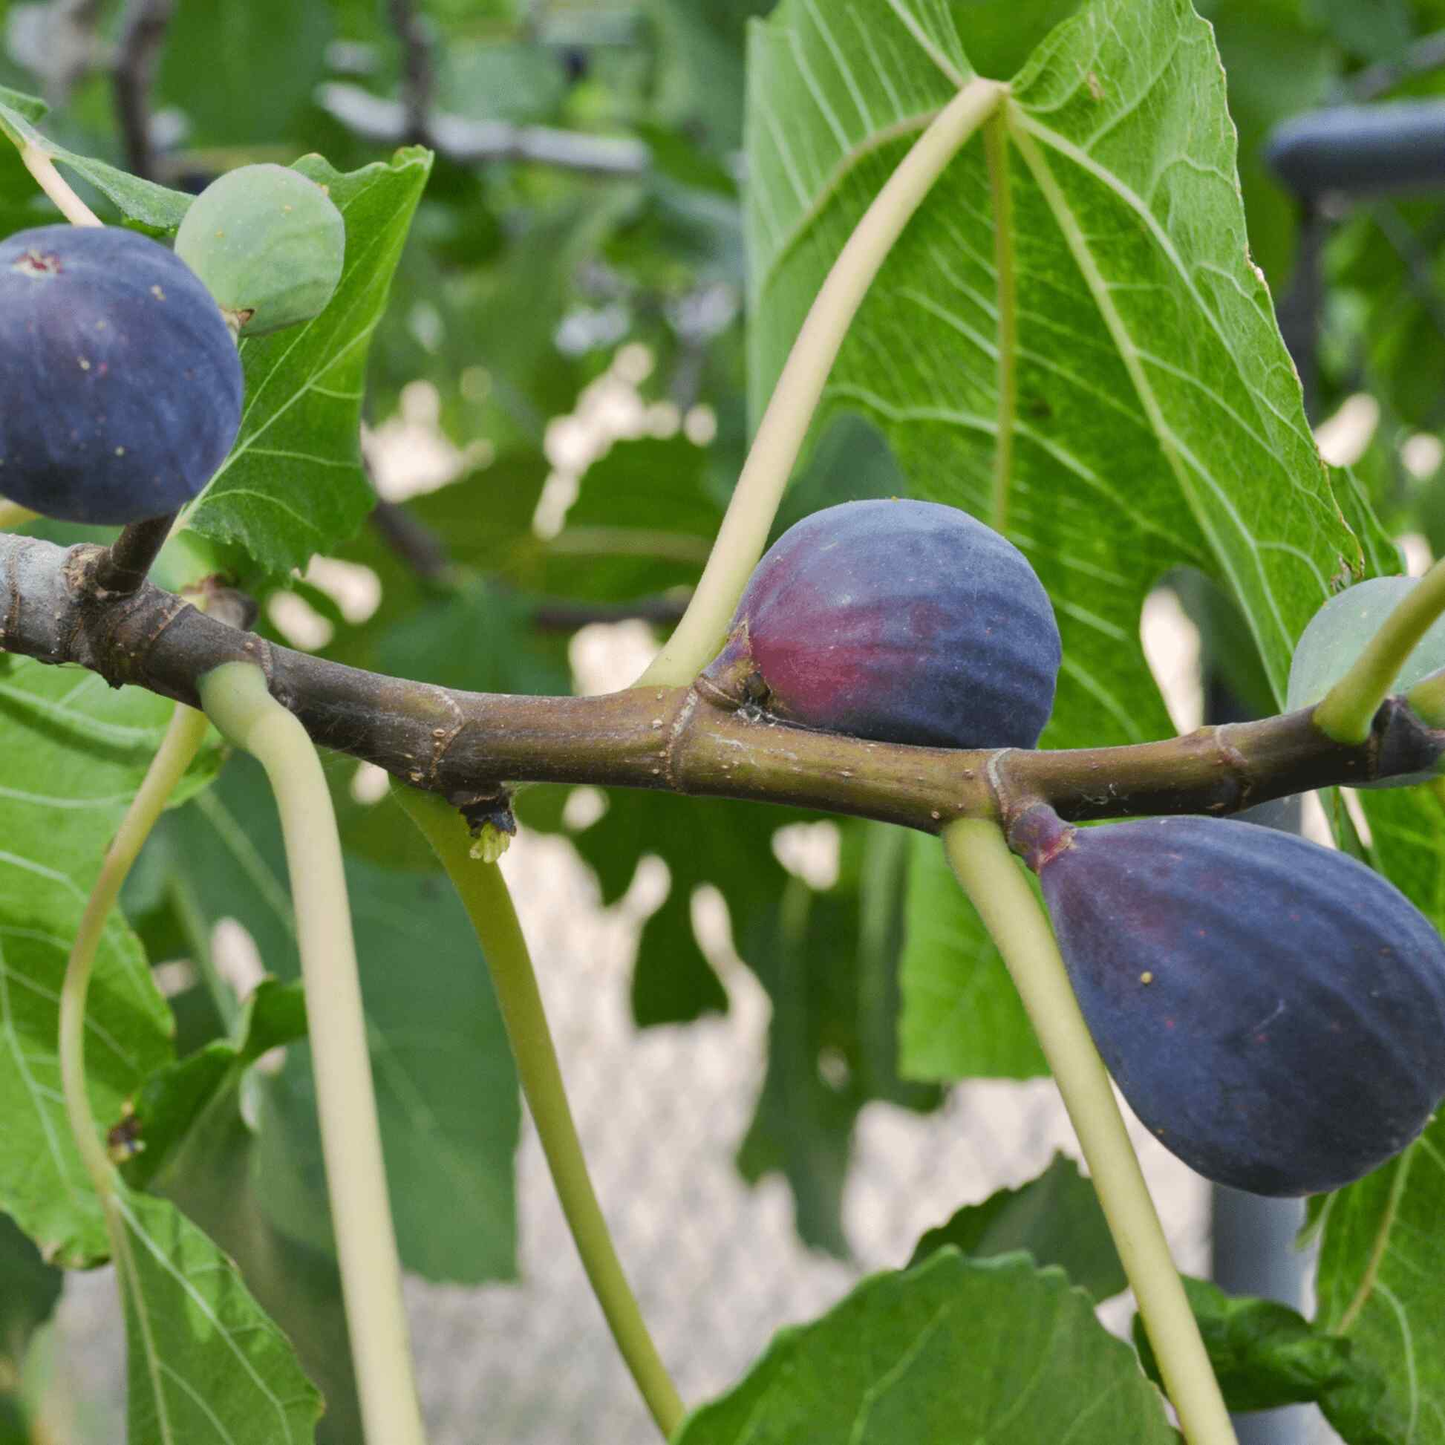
[943,818,1237,1445]
[60,703,213,1207]
[20,143,103,226]
[636,76,1007,688]
[395,782,686,1439]
[199,661,427,1445]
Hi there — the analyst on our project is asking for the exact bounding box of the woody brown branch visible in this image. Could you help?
[1,531,1439,833]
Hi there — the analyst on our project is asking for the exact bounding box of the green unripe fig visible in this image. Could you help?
[175,163,345,336]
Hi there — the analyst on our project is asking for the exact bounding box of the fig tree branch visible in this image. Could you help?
[91,511,177,595]
[111,0,174,181]
[315,82,650,177]
[2,531,1440,833]
[384,0,436,147]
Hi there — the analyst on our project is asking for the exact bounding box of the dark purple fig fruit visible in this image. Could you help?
[698,499,1061,749]
[0,224,242,524]
[1012,807,1445,1196]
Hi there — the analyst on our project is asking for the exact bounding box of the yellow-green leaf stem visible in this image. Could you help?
[943,820,1237,1445]
[1316,556,1445,743]
[21,144,102,226]
[984,111,1016,536]
[394,783,685,1440]
[199,662,426,1445]
[0,500,38,531]
[60,703,213,1205]
[636,76,1007,689]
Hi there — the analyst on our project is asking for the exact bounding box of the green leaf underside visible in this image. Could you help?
[1312,1113,1445,1443]
[900,832,1046,1080]
[184,151,433,577]
[124,979,308,1191]
[115,1184,322,1445]
[745,0,1395,1084]
[910,1153,1126,1301]
[0,659,179,1265]
[673,1250,1177,1443]
[747,0,1390,753]
[1134,1275,1359,1415]
[0,1210,62,1366]
[149,756,519,1284]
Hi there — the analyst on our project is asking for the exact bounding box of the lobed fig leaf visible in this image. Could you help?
[0,223,242,524]
[175,162,345,337]
[699,499,1061,750]
[1014,809,1445,1197]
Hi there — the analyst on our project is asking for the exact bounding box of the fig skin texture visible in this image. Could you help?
[175,163,345,336]
[699,499,1061,750]
[0,224,243,525]
[1014,808,1445,1196]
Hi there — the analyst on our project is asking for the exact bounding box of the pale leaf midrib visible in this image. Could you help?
[1005,106,1294,687]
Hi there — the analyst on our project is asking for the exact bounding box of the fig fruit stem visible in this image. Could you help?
[943,818,1238,1445]
[0,500,38,531]
[1316,554,1445,743]
[92,511,178,595]
[20,144,103,226]
[394,783,686,1440]
[60,701,212,1209]
[199,661,427,1445]
[635,76,1007,689]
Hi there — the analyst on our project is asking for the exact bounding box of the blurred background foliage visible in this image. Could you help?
[4,0,1445,1439]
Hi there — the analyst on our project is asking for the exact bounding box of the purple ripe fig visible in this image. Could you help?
[1013,808,1445,1196]
[699,499,1061,749]
[0,223,242,525]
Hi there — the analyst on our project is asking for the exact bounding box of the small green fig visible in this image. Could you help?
[175,163,345,336]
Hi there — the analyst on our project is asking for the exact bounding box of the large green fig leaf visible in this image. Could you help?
[899,832,1045,1080]
[113,1183,323,1444]
[673,1250,1178,1443]
[0,1211,61,1373]
[747,0,1395,750]
[910,1153,1125,1303]
[1133,1275,1368,1417]
[747,0,1397,1081]
[0,659,215,1265]
[146,756,520,1285]
[1310,1065,1445,1443]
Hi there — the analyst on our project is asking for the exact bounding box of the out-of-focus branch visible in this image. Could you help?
[384,0,436,146]
[316,82,649,177]
[111,0,175,181]
[1347,29,1445,104]
[1374,200,1445,343]
[368,500,452,584]
[366,499,688,630]
[530,596,688,632]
